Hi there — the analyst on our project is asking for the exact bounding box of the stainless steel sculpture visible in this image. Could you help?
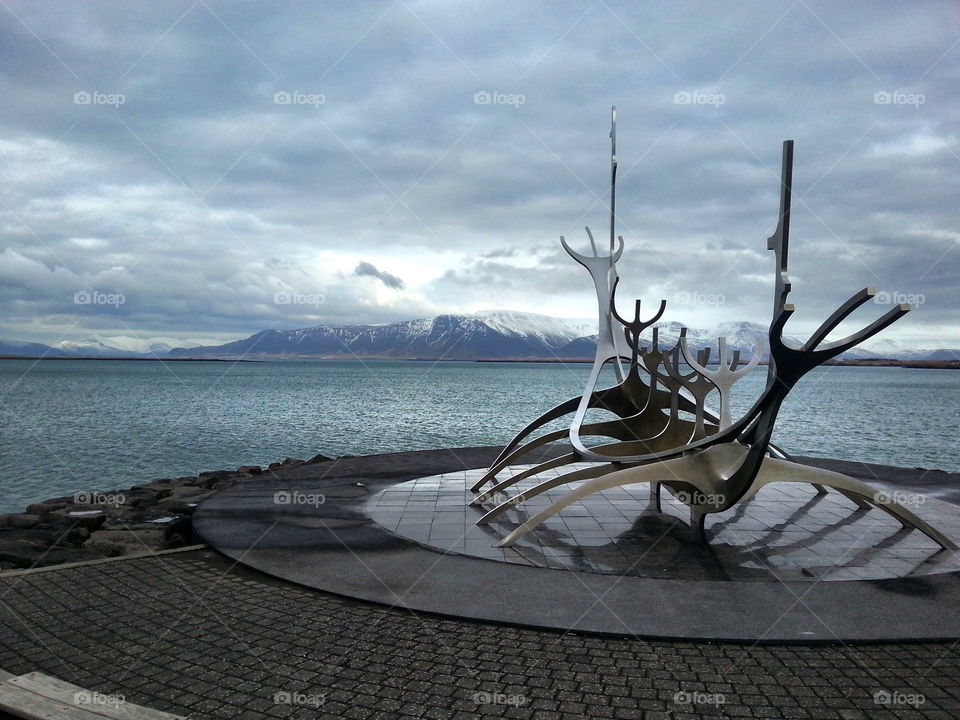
[471,110,956,552]
[681,335,763,431]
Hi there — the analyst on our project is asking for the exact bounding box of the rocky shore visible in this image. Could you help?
[0,453,333,570]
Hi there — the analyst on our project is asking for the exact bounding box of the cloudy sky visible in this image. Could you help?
[1,0,958,350]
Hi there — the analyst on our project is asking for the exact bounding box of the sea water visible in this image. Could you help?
[0,358,957,513]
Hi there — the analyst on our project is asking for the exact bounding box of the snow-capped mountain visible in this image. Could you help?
[854,337,933,361]
[56,339,138,357]
[644,321,772,353]
[2,311,954,361]
[0,336,175,358]
[165,311,954,362]
[168,311,591,360]
[473,310,593,342]
[54,336,175,357]
[0,339,69,357]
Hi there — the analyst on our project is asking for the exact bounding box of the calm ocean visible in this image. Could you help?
[0,358,957,514]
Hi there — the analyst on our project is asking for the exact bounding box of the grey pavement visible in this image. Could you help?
[1,548,959,719]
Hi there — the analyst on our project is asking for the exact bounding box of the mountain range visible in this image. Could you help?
[4,310,956,362]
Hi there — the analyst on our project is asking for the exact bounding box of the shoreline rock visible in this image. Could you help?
[0,453,334,570]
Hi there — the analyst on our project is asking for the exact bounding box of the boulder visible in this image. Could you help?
[166,532,188,548]
[147,515,191,538]
[101,516,189,540]
[59,509,107,531]
[116,488,162,509]
[129,481,173,499]
[59,527,90,546]
[63,503,140,527]
[99,515,151,532]
[268,458,306,471]
[84,528,167,556]
[0,528,70,567]
[1,548,50,568]
[2,514,41,529]
[42,495,76,505]
[26,502,67,518]
[168,485,212,502]
[237,465,262,475]
[308,453,334,463]
[197,470,234,488]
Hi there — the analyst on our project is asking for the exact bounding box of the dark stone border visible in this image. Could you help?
[193,446,960,643]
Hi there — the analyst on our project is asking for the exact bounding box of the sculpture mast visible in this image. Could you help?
[609,106,617,258]
[607,106,623,378]
[765,140,793,387]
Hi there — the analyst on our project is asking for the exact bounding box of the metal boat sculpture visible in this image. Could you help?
[471,109,956,551]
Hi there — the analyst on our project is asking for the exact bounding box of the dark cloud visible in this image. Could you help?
[0,1,956,348]
[353,261,405,290]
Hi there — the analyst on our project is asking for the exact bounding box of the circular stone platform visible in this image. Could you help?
[193,446,960,642]
[368,464,960,582]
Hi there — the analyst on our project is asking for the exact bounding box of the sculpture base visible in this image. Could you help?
[368,464,960,582]
[193,447,960,642]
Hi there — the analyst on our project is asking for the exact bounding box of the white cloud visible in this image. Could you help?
[868,132,953,158]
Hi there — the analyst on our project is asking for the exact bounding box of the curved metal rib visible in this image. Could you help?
[485,396,583,475]
[475,412,676,499]
[478,373,720,491]
[478,462,619,527]
[804,287,876,350]
[752,457,957,550]
[476,412,716,506]
[472,452,582,505]
[810,303,911,358]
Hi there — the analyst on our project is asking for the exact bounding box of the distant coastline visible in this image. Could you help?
[479,358,960,369]
[825,359,960,369]
[2,355,957,369]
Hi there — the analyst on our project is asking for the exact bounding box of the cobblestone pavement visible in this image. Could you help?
[0,549,958,719]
